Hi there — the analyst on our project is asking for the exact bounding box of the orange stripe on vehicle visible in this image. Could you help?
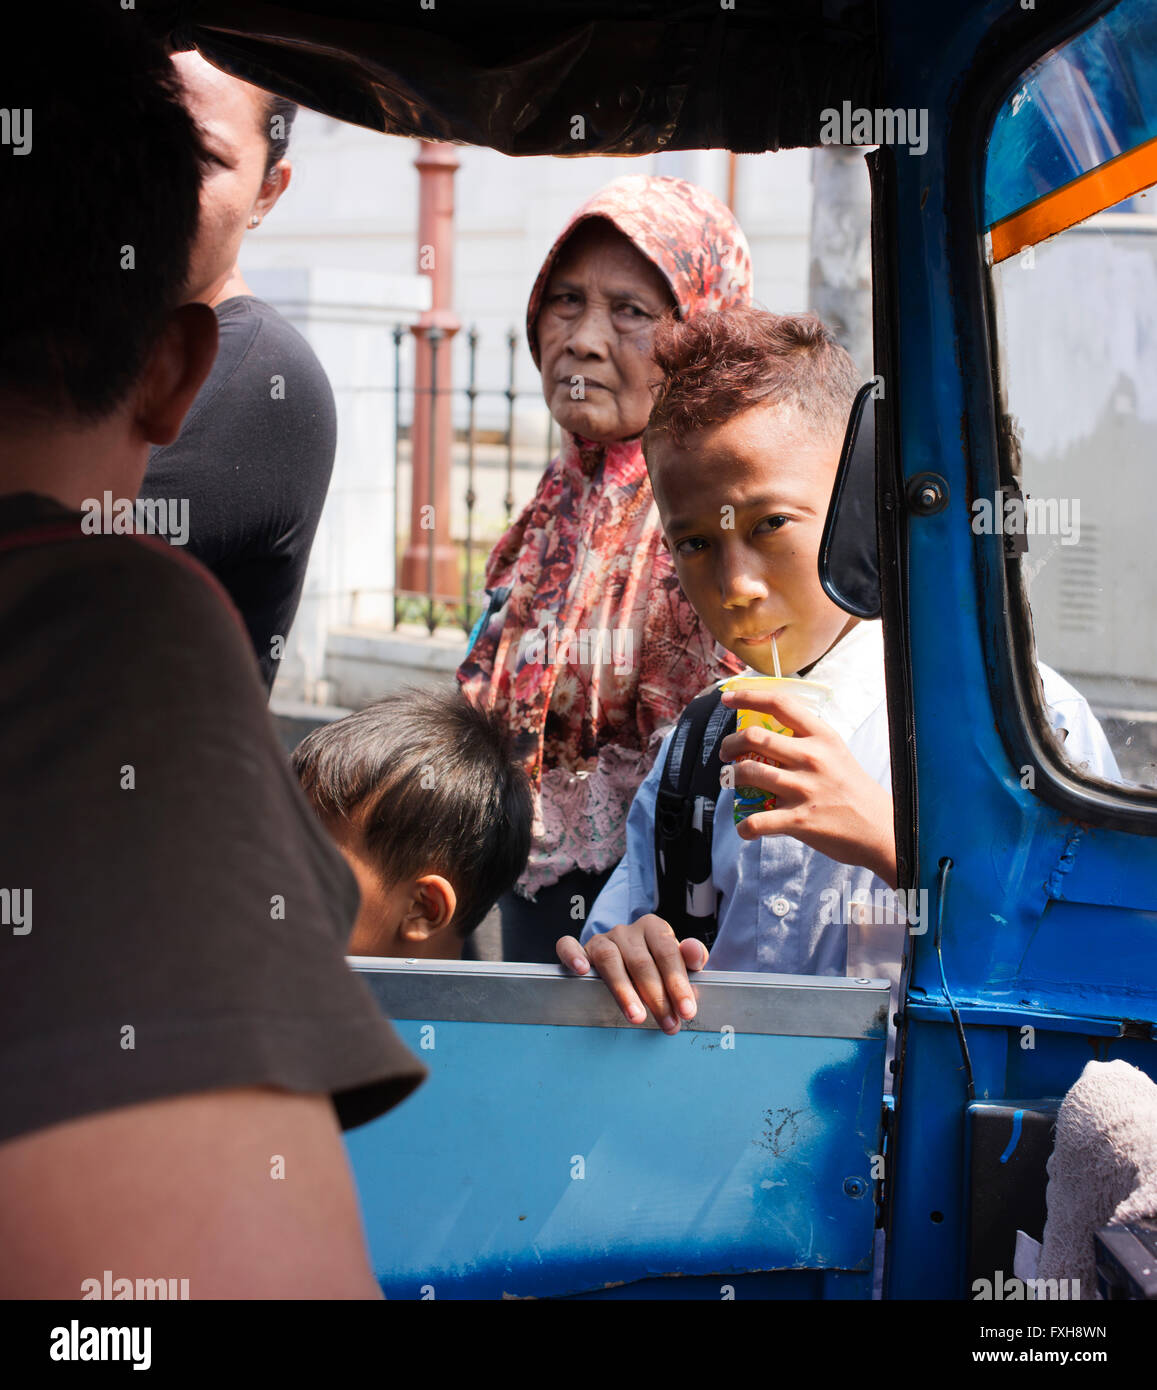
[990,135,1157,263]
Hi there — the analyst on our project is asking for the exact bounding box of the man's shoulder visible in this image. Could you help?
[220,295,331,383]
[0,510,260,723]
[0,504,423,1149]
[0,508,246,645]
[149,295,335,473]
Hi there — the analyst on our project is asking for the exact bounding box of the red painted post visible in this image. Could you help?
[401,140,461,599]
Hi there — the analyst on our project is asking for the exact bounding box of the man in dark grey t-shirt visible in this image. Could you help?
[0,5,423,1299]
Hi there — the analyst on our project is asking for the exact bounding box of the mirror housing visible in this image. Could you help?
[819,382,881,620]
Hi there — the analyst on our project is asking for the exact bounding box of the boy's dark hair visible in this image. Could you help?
[261,94,298,178]
[0,2,210,423]
[643,307,861,452]
[293,688,533,940]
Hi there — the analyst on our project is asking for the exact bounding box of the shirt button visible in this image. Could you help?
[771,896,791,917]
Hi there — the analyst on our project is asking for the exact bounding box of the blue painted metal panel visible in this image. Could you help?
[345,1017,884,1299]
[879,0,1157,1298]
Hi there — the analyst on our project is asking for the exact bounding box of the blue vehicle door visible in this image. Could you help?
[344,959,889,1299]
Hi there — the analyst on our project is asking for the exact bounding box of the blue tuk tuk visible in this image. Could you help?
[179,0,1157,1299]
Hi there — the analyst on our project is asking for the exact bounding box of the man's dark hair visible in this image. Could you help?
[261,94,298,178]
[293,688,533,940]
[0,2,209,423]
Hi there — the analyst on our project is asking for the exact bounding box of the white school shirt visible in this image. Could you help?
[582,619,1121,1013]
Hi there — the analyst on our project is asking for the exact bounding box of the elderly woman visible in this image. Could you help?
[458,175,754,961]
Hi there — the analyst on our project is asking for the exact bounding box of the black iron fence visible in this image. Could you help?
[391,324,556,636]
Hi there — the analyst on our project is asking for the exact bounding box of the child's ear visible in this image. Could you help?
[398,875,458,942]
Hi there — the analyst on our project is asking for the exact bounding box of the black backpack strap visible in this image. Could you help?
[654,685,737,949]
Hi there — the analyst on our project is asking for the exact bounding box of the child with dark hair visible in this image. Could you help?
[557,306,1117,1035]
[294,688,534,958]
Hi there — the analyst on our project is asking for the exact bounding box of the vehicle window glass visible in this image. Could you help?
[985,0,1157,792]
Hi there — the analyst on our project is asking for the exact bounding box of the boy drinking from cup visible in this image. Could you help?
[556,307,1116,1032]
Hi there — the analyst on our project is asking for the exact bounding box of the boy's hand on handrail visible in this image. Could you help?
[556,915,708,1033]
[719,686,898,890]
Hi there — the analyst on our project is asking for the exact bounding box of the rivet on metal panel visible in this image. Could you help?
[906,471,950,516]
[843,1177,868,1198]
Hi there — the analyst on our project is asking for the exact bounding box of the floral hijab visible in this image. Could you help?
[458,175,753,801]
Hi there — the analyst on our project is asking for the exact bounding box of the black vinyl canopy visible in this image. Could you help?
[145,0,878,155]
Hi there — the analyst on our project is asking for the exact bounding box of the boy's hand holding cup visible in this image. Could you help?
[721,675,832,820]
[557,675,898,1032]
[719,678,898,889]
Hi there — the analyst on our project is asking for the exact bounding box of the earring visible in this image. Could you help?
[249,214,261,228]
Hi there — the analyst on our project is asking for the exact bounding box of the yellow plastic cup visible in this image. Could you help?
[720,676,832,823]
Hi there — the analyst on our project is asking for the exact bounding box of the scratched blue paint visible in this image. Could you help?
[345,1018,885,1300]
[999,1111,1024,1164]
[1044,828,1083,899]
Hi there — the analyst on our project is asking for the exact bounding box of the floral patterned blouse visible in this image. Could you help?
[457,174,753,897]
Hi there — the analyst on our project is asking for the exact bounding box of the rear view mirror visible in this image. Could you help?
[819,382,881,620]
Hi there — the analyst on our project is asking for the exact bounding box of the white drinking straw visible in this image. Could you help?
[771,632,782,678]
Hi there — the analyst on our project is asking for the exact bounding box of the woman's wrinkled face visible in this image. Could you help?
[535,221,675,444]
[172,52,286,304]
